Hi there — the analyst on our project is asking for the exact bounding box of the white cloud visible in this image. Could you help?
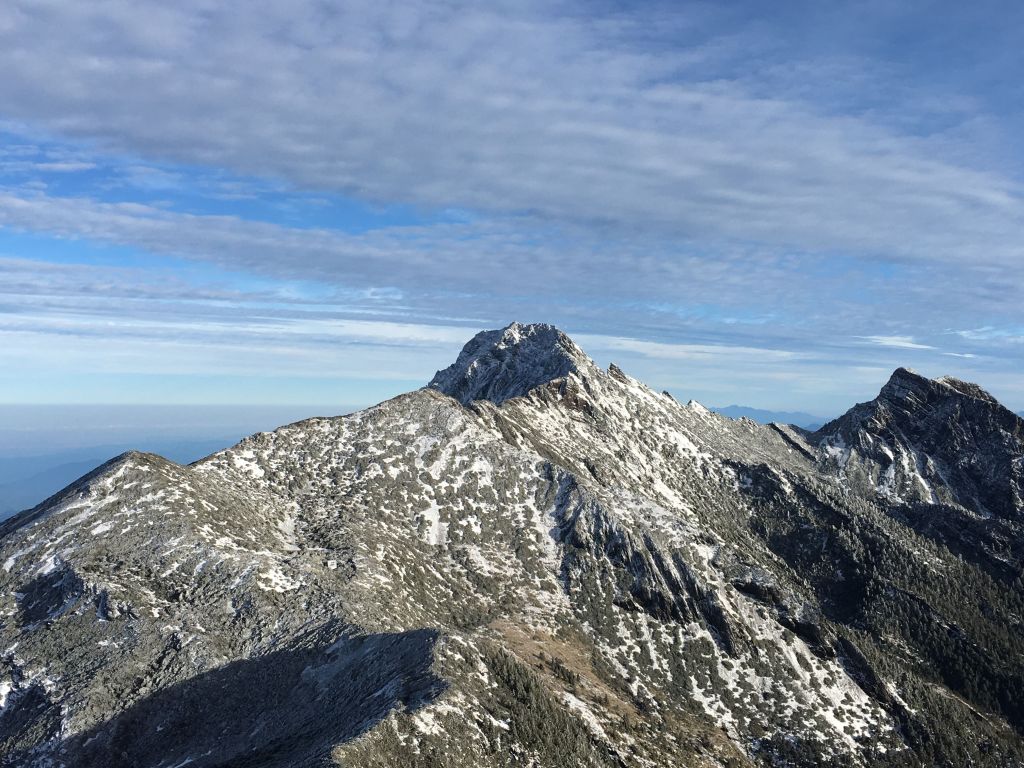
[33,161,96,172]
[0,1,1022,267]
[856,335,935,350]
[953,327,1024,344]
[1,2,1023,412]
[576,334,804,364]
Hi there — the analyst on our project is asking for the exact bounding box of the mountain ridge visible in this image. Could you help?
[2,323,1023,767]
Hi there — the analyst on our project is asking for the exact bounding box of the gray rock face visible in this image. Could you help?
[814,367,1024,580]
[2,325,1023,767]
[817,367,1024,517]
[428,322,592,405]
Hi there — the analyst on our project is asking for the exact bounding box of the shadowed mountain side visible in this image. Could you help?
[2,627,446,768]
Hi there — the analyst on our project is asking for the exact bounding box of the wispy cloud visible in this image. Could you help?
[576,335,804,364]
[0,1,1022,412]
[33,161,96,172]
[0,1,1022,264]
[856,335,935,350]
[953,327,1024,344]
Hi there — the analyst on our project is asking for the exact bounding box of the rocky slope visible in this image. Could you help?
[1,323,1023,767]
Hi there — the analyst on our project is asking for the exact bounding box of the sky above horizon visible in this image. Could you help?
[2,0,1023,417]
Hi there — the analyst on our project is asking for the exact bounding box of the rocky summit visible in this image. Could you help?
[2,322,1023,768]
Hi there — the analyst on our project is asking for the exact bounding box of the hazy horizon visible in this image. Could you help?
[4,332,1021,417]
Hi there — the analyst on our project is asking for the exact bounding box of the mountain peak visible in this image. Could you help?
[879,366,927,395]
[428,322,593,405]
[815,363,1023,518]
[6,322,1024,766]
[880,366,998,406]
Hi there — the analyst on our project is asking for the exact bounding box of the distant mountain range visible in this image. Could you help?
[710,404,825,430]
[2,323,1023,767]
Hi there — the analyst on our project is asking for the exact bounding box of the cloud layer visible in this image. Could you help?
[0,1,1022,412]
[2,1,1023,261]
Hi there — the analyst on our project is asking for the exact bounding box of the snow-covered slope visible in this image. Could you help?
[815,367,1023,515]
[2,324,1023,767]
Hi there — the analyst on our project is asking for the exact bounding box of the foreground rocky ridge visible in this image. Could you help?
[1,323,1023,767]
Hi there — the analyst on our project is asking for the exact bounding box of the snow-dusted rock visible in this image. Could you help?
[2,324,1023,767]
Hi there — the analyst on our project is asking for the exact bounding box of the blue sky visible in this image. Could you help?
[1,0,1023,417]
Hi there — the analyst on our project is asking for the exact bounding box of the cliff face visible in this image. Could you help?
[817,367,1023,518]
[2,325,1023,767]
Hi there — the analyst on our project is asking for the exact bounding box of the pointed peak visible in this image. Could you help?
[607,362,629,382]
[428,322,594,406]
[884,365,925,385]
[878,367,928,400]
